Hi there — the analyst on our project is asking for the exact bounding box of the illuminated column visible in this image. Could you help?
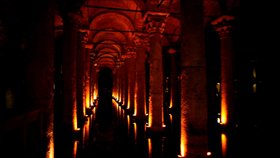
[91,62,98,101]
[211,15,235,125]
[123,50,136,112]
[120,62,126,106]
[145,12,168,132]
[123,58,129,108]
[116,67,121,102]
[180,0,208,157]
[76,30,87,128]
[61,13,79,133]
[84,45,92,111]
[167,48,178,110]
[134,34,148,120]
[21,1,55,157]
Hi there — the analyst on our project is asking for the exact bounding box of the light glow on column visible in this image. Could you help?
[148,95,152,127]
[73,140,79,158]
[221,91,228,124]
[134,83,138,116]
[73,102,78,130]
[148,138,152,158]
[46,133,54,158]
[180,117,187,157]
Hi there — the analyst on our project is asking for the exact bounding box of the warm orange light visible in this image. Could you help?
[73,140,79,157]
[134,83,138,116]
[207,151,212,156]
[133,122,137,143]
[127,115,130,135]
[252,83,257,93]
[148,95,152,127]
[221,95,228,124]
[180,111,187,157]
[73,102,78,130]
[86,93,90,109]
[169,97,173,108]
[83,119,90,147]
[169,114,173,124]
[46,133,54,158]
[221,133,227,157]
[148,138,152,158]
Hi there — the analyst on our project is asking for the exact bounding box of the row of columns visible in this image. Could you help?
[112,11,236,158]
[58,7,235,158]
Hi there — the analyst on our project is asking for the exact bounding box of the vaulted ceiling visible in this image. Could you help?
[54,0,239,69]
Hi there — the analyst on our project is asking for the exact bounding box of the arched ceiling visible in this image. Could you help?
[54,0,239,70]
[54,0,182,69]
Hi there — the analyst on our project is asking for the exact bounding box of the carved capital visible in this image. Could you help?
[134,33,150,47]
[78,29,89,44]
[211,15,235,39]
[122,46,136,59]
[144,12,169,35]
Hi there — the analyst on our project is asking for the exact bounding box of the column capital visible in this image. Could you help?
[211,15,235,39]
[78,29,90,46]
[144,11,169,35]
[134,33,150,47]
[122,46,136,59]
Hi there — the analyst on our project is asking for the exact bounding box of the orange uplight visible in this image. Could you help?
[180,113,187,157]
[148,96,152,127]
[133,122,137,143]
[134,83,138,116]
[73,140,79,157]
[148,138,152,158]
[86,91,90,109]
[127,98,130,109]
[221,133,227,157]
[127,115,130,135]
[221,96,228,124]
[83,118,90,147]
[169,114,173,124]
[169,98,173,109]
[46,134,54,158]
[73,103,78,130]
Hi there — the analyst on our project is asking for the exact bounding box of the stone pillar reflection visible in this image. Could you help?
[145,12,168,132]
[211,15,235,126]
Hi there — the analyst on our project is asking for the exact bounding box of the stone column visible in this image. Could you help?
[123,50,136,113]
[180,0,208,157]
[84,45,92,112]
[92,65,98,100]
[167,48,178,111]
[134,34,148,120]
[61,13,79,133]
[76,30,88,128]
[211,15,235,126]
[144,12,169,132]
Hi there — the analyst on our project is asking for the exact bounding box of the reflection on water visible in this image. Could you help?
[69,98,237,158]
[221,133,227,158]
